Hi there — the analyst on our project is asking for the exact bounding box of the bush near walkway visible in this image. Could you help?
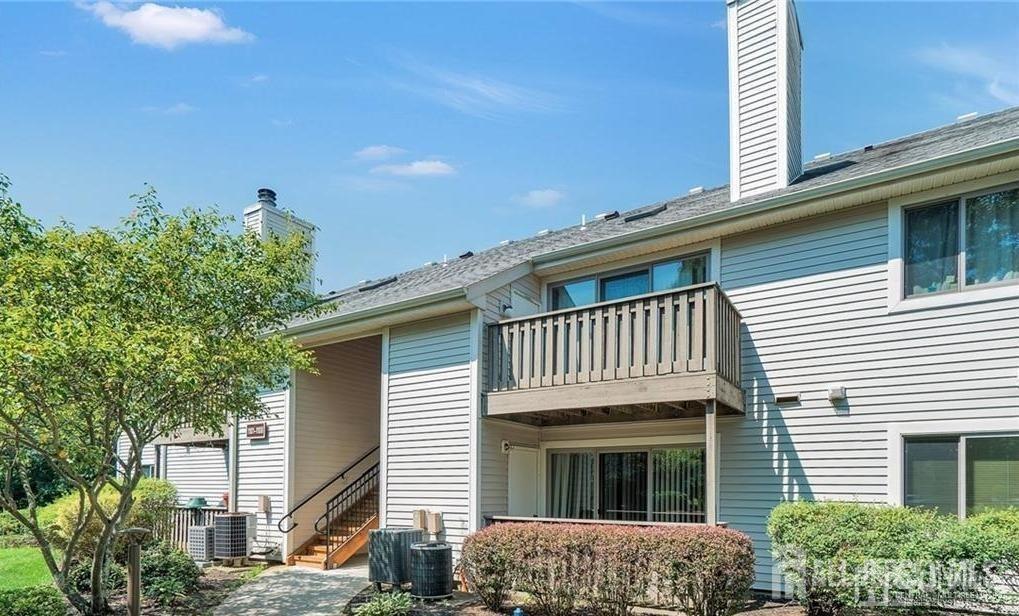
[460,522,755,616]
[768,501,1019,616]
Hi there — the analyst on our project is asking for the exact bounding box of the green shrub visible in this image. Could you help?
[460,523,755,616]
[768,501,1019,616]
[140,541,201,607]
[50,478,176,559]
[353,591,412,616]
[0,585,66,616]
[0,502,61,538]
[67,558,126,595]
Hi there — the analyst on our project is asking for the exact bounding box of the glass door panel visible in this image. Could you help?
[549,452,596,519]
[599,451,648,521]
[651,448,705,523]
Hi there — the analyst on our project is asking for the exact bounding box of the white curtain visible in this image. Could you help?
[549,452,595,519]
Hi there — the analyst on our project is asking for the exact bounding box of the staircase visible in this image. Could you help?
[280,454,380,570]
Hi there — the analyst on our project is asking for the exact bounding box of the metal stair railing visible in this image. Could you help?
[277,445,379,534]
[314,463,380,563]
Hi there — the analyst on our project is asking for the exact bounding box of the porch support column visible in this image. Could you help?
[705,400,718,526]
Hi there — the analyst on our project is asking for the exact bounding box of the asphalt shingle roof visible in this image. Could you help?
[295,106,1019,327]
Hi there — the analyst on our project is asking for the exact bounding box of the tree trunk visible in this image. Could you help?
[88,523,116,615]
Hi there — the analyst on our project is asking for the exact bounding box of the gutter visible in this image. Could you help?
[283,286,467,338]
[533,136,1019,265]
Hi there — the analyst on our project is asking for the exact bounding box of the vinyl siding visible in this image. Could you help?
[479,419,540,518]
[163,445,229,507]
[236,391,288,559]
[290,336,381,551]
[719,201,1019,588]
[385,314,473,551]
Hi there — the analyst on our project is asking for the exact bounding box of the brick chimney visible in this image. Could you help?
[243,188,317,293]
[727,0,803,202]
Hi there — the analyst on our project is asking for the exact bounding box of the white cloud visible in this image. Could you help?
[392,57,562,119]
[514,188,565,209]
[142,102,197,115]
[80,2,254,50]
[271,118,294,128]
[371,160,456,177]
[354,145,407,161]
[916,43,1019,106]
[245,74,269,85]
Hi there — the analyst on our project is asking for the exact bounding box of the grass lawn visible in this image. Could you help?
[0,547,51,590]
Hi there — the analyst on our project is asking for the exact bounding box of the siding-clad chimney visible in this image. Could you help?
[727,0,803,202]
[243,188,317,293]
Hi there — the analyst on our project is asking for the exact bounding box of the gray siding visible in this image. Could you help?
[163,445,228,507]
[719,202,1019,587]
[237,391,288,558]
[385,314,473,550]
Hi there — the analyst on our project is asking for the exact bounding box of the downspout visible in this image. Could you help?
[228,414,240,513]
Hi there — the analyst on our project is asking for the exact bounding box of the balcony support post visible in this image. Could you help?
[705,399,718,526]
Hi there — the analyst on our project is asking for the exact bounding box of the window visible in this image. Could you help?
[551,279,597,311]
[141,464,156,478]
[903,434,1019,517]
[547,446,705,523]
[903,187,1018,298]
[549,252,709,310]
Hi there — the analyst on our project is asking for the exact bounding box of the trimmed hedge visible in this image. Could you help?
[0,585,66,616]
[460,523,755,616]
[768,501,1019,616]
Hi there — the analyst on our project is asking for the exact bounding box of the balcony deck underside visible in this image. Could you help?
[485,371,743,427]
[152,425,228,447]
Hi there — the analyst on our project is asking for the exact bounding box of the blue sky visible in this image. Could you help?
[2,2,1017,292]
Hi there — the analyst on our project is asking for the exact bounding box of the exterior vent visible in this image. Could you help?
[595,211,620,220]
[956,112,978,122]
[458,251,474,259]
[813,152,831,161]
[688,186,704,195]
[536,229,550,236]
[358,276,397,292]
[624,204,667,223]
[500,239,512,246]
[188,526,216,562]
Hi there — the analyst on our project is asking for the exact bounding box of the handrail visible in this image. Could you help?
[277,444,379,534]
[313,463,379,535]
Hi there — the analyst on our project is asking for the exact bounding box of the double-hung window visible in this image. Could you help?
[549,252,709,310]
[547,446,706,523]
[903,434,1019,517]
[903,186,1018,298]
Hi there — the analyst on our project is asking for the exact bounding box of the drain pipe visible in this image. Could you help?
[228,414,240,513]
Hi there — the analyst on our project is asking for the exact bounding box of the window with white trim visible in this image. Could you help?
[903,434,1019,517]
[903,186,1018,298]
[549,252,709,310]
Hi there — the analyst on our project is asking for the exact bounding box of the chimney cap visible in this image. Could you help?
[257,188,277,204]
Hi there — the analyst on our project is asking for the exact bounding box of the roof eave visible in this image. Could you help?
[533,136,1019,267]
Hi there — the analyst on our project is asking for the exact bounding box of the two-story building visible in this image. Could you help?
[136,0,1019,590]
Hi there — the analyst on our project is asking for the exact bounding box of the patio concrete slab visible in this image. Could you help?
[214,556,368,616]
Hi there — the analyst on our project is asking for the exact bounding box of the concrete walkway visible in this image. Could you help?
[214,556,369,616]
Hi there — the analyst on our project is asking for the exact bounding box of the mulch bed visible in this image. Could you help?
[105,564,271,615]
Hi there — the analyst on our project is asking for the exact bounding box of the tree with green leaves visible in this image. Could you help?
[0,175,319,614]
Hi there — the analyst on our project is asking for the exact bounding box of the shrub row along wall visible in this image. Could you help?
[768,501,1019,616]
[460,523,755,616]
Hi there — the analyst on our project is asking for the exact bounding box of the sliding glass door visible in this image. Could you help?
[548,446,705,523]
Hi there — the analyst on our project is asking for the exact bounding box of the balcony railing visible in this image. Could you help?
[485,283,742,417]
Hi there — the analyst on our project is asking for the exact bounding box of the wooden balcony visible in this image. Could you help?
[485,283,743,426]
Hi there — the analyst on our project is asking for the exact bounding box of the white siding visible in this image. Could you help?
[719,202,1019,588]
[385,314,473,551]
[163,445,229,507]
[290,336,381,551]
[236,391,288,559]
